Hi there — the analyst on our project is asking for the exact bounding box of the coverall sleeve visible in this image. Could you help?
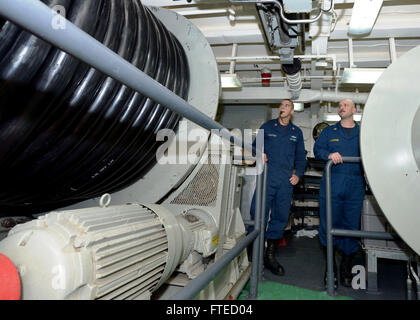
[294,130,307,178]
[313,128,331,161]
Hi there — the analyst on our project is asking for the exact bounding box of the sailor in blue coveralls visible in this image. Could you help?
[314,99,366,288]
[249,99,307,276]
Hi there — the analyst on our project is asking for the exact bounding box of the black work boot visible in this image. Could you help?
[322,246,338,289]
[264,239,285,276]
[247,244,253,262]
[340,252,356,287]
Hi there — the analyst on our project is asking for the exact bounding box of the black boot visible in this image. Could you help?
[247,244,253,262]
[322,246,338,289]
[264,239,285,276]
[340,252,356,288]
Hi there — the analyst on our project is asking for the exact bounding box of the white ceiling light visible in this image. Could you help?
[349,0,384,35]
[341,68,385,84]
[220,73,242,88]
[323,114,363,122]
[294,102,304,112]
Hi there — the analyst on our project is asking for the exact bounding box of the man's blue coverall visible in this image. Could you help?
[314,121,366,255]
[249,119,307,240]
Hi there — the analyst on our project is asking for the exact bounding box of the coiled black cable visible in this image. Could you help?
[0,0,189,214]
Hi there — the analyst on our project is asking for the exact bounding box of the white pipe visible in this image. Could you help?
[319,88,368,104]
[223,264,252,300]
[389,37,397,63]
[178,9,235,16]
[355,88,361,112]
[240,75,341,82]
[327,88,332,113]
[348,38,355,68]
[221,87,369,104]
[229,44,239,74]
[335,63,341,95]
[216,55,337,72]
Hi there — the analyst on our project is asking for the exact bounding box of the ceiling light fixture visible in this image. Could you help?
[341,68,385,84]
[323,114,363,122]
[220,73,242,89]
[349,0,384,35]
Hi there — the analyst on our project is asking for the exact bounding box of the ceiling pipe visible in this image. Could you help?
[178,8,236,17]
[221,87,369,104]
[304,88,369,104]
[216,55,337,73]
[240,76,340,82]
[229,43,239,74]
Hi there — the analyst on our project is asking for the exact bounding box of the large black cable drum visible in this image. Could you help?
[0,0,190,215]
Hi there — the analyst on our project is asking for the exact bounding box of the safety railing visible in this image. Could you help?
[0,0,266,300]
[325,157,397,296]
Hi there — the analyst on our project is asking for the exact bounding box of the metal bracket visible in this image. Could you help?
[259,2,298,64]
[228,0,317,64]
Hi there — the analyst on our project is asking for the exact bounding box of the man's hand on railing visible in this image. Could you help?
[328,152,343,165]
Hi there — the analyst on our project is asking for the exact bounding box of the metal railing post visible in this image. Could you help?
[326,157,361,295]
[325,156,396,296]
[248,161,265,299]
[258,163,268,280]
[325,159,335,296]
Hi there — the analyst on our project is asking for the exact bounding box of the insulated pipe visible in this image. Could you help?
[216,55,337,73]
[282,58,302,100]
[320,89,369,104]
[221,87,370,105]
[178,9,235,17]
[0,0,253,156]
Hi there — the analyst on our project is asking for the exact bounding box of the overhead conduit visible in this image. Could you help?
[0,0,190,214]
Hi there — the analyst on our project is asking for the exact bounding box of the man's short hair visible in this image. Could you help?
[281,99,294,108]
